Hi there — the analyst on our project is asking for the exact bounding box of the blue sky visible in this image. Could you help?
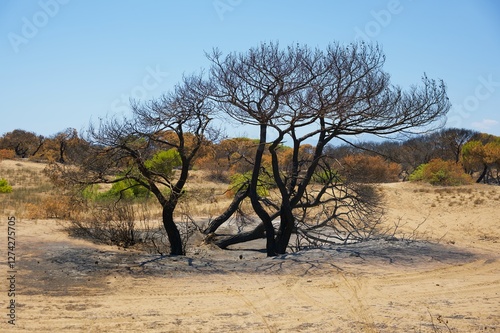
[1,0,499,139]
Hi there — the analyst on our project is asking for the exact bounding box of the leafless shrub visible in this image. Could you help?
[285,183,386,252]
[175,198,209,254]
[67,202,139,247]
[178,213,202,255]
[426,310,453,333]
[58,185,208,255]
[139,222,170,256]
[382,217,431,243]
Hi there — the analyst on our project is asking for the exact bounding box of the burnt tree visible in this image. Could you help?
[54,74,215,255]
[205,41,451,256]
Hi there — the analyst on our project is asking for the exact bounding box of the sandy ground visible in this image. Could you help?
[1,177,499,332]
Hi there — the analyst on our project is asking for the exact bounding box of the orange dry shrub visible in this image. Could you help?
[41,195,73,219]
[195,154,231,182]
[340,154,401,183]
[0,149,15,160]
[24,195,73,219]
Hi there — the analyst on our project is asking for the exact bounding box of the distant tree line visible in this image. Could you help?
[323,128,500,184]
[2,127,497,185]
[0,128,89,164]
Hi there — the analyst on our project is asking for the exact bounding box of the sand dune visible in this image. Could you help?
[1,162,499,332]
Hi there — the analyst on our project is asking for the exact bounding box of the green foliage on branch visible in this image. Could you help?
[81,149,182,201]
[144,149,181,176]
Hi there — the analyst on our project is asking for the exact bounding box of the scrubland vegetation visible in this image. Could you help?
[2,126,498,256]
[1,42,499,257]
[1,41,500,333]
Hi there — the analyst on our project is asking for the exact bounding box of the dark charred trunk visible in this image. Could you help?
[58,141,66,164]
[203,188,248,234]
[214,222,266,249]
[275,205,295,254]
[262,213,276,257]
[476,164,488,183]
[162,205,183,255]
[15,143,27,158]
[250,123,276,256]
[32,137,44,157]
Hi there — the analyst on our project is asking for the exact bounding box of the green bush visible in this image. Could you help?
[312,169,343,184]
[229,172,272,197]
[408,164,426,182]
[409,159,473,186]
[82,179,150,201]
[0,178,13,193]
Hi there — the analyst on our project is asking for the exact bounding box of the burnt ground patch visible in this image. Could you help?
[18,237,479,296]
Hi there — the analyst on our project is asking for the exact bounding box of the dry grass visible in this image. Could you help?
[0,159,235,218]
[4,159,500,233]
[0,160,55,216]
[413,184,500,210]
[0,160,238,254]
[3,161,500,332]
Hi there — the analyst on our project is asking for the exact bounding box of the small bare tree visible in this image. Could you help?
[204,41,451,256]
[52,74,216,255]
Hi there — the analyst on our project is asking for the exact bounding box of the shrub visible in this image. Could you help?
[312,169,343,184]
[82,179,151,201]
[0,178,13,193]
[408,164,426,182]
[104,179,150,199]
[41,196,73,219]
[340,154,401,183]
[81,149,181,201]
[409,158,473,186]
[0,149,15,160]
[79,149,181,201]
[195,155,230,183]
[68,203,139,247]
[228,172,272,197]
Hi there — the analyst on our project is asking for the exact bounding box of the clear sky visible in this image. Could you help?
[1,0,499,139]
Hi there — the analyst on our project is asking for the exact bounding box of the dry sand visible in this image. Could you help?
[1,167,499,332]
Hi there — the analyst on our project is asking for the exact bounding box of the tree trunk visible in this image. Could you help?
[476,164,488,183]
[275,205,295,254]
[203,188,248,234]
[249,123,276,256]
[214,222,266,249]
[249,191,276,256]
[58,142,66,164]
[162,205,183,255]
